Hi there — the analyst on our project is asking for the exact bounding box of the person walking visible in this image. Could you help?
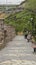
[27,32,31,42]
[31,36,36,52]
[24,31,28,39]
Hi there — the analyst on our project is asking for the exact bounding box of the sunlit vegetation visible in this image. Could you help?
[5,0,36,41]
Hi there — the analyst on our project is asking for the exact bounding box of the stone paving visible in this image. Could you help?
[0,35,36,65]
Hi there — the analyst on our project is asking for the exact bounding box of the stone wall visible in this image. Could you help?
[4,24,16,43]
[0,20,16,49]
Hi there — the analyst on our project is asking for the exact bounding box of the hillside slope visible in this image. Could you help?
[19,0,36,12]
[5,0,36,33]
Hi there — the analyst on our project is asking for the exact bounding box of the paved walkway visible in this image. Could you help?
[0,35,36,65]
